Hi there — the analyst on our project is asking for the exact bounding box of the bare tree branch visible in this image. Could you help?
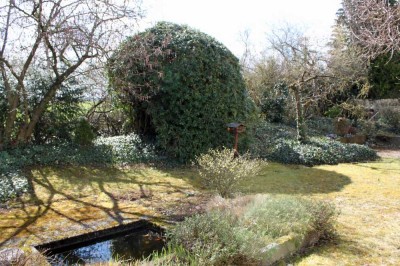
[0,0,143,146]
[343,0,400,59]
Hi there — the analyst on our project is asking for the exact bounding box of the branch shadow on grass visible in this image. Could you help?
[0,165,193,248]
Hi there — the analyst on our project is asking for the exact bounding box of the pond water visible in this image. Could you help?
[46,229,165,265]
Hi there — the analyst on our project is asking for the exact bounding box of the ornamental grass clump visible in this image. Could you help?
[195,148,263,198]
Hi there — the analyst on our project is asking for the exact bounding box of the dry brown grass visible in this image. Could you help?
[295,158,400,265]
[1,154,399,265]
[240,157,400,265]
[0,165,208,249]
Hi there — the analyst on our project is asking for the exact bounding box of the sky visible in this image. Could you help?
[140,0,343,57]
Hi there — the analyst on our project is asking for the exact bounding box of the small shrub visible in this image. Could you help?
[309,200,338,242]
[168,211,263,265]
[195,148,263,198]
[240,195,338,240]
[73,117,96,146]
[380,108,400,133]
[358,120,378,138]
[166,195,337,265]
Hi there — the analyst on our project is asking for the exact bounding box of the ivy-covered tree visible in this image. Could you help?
[108,22,255,161]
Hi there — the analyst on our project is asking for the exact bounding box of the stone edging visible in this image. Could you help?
[260,231,320,265]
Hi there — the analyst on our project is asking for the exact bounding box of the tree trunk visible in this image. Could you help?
[292,85,307,143]
[16,83,60,144]
[15,57,86,144]
[0,124,4,150]
[3,92,19,145]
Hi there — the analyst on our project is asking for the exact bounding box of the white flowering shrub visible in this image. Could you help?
[195,148,264,198]
[0,172,29,202]
[94,133,157,164]
[0,133,157,202]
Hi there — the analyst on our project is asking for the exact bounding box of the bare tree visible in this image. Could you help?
[268,27,334,142]
[0,0,143,148]
[242,54,285,107]
[342,0,400,58]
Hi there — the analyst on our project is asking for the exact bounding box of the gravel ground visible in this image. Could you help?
[375,148,400,158]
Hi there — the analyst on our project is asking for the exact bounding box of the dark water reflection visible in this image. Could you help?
[49,230,165,265]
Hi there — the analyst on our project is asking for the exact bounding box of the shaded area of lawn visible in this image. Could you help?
[239,162,352,195]
[0,165,207,248]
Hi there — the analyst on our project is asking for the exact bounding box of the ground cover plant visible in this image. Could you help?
[250,121,378,166]
[0,134,157,203]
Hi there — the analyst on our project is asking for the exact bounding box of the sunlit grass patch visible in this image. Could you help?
[237,158,400,265]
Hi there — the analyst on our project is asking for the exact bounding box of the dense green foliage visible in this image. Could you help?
[73,117,96,146]
[368,53,400,99]
[31,75,85,144]
[260,82,290,123]
[166,195,337,265]
[93,134,156,164]
[0,73,85,147]
[109,22,254,161]
[0,134,156,202]
[250,121,378,166]
[195,148,263,198]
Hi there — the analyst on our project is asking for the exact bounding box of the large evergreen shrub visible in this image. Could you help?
[108,22,254,161]
[368,53,400,99]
